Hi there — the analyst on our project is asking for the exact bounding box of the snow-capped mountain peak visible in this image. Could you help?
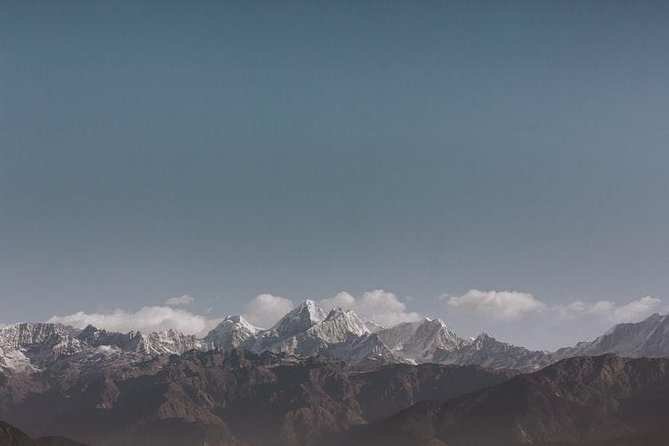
[269,299,327,338]
[0,322,86,368]
[307,308,370,342]
[0,323,78,350]
[364,320,384,333]
[205,315,260,350]
[555,312,669,359]
[376,317,464,362]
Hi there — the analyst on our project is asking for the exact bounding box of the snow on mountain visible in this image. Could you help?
[205,315,260,350]
[0,323,79,351]
[330,332,409,366]
[306,308,370,343]
[0,323,86,367]
[242,303,405,365]
[77,324,208,355]
[432,332,553,372]
[377,320,423,350]
[0,346,33,372]
[77,324,139,349]
[138,329,208,355]
[250,300,328,352]
[364,321,384,333]
[555,313,669,359]
[7,307,669,374]
[269,299,327,338]
[377,318,465,363]
[299,308,403,365]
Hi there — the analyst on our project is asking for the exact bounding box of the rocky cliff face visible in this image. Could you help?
[77,325,210,355]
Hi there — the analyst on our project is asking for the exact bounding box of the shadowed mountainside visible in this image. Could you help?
[0,350,511,446]
[0,421,87,446]
[345,355,669,446]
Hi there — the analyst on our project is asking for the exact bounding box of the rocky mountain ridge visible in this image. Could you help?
[3,303,669,373]
[346,354,669,446]
[0,349,511,446]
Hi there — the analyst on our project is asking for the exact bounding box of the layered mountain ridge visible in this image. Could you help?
[0,348,511,446]
[3,305,669,445]
[346,355,669,446]
[3,302,669,373]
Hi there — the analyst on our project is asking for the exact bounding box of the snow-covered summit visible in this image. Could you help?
[269,300,327,338]
[305,307,370,343]
[205,315,260,350]
[377,317,464,362]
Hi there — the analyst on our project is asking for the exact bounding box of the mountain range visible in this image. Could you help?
[3,302,669,445]
[344,354,669,446]
[5,300,669,374]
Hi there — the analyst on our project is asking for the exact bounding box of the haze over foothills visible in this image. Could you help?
[2,1,669,351]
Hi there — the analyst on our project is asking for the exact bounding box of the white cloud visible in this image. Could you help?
[243,294,294,328]
[445,290,663,326]
[164,294,195,306]
[320,291,356,310]
[48,306,221,336]
[554,296,662,324]
[319,289,421,327]
[446,289,545,320]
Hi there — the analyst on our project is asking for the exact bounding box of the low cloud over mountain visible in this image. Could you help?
[41,290,665,350]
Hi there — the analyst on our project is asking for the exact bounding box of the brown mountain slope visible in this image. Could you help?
[0,350,511,446]
[347,355,669,446]
[0,421,87,446]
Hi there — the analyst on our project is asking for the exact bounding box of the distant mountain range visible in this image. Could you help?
[4,300,669,373]
[2,303,669,445]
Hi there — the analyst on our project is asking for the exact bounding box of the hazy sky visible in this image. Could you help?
[2,1,668,349]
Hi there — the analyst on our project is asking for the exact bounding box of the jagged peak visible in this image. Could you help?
[474,332,493,341]
[322,307,368,328]
[296,299,323,317]
[212,315,260,333]
[271,300,327,335]
[3,321,70,331]
[601,312,668,337]
[324,307,358,320]
[421,317,447,328]
[80,324,100,333]
[365,320,385,333]
[0,322,78,340]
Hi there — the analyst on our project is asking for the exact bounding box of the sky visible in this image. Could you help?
[1,0,669,350]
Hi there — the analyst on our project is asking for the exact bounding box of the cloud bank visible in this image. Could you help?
[554,296,662,323]
[320,289,421,327]
[49,306,221,336]
[243,294,294,328]
[445,290,545,320]
[444,289,663,325]
[44,290,664,350]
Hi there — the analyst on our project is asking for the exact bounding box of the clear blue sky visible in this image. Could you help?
[1,1,668,348]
